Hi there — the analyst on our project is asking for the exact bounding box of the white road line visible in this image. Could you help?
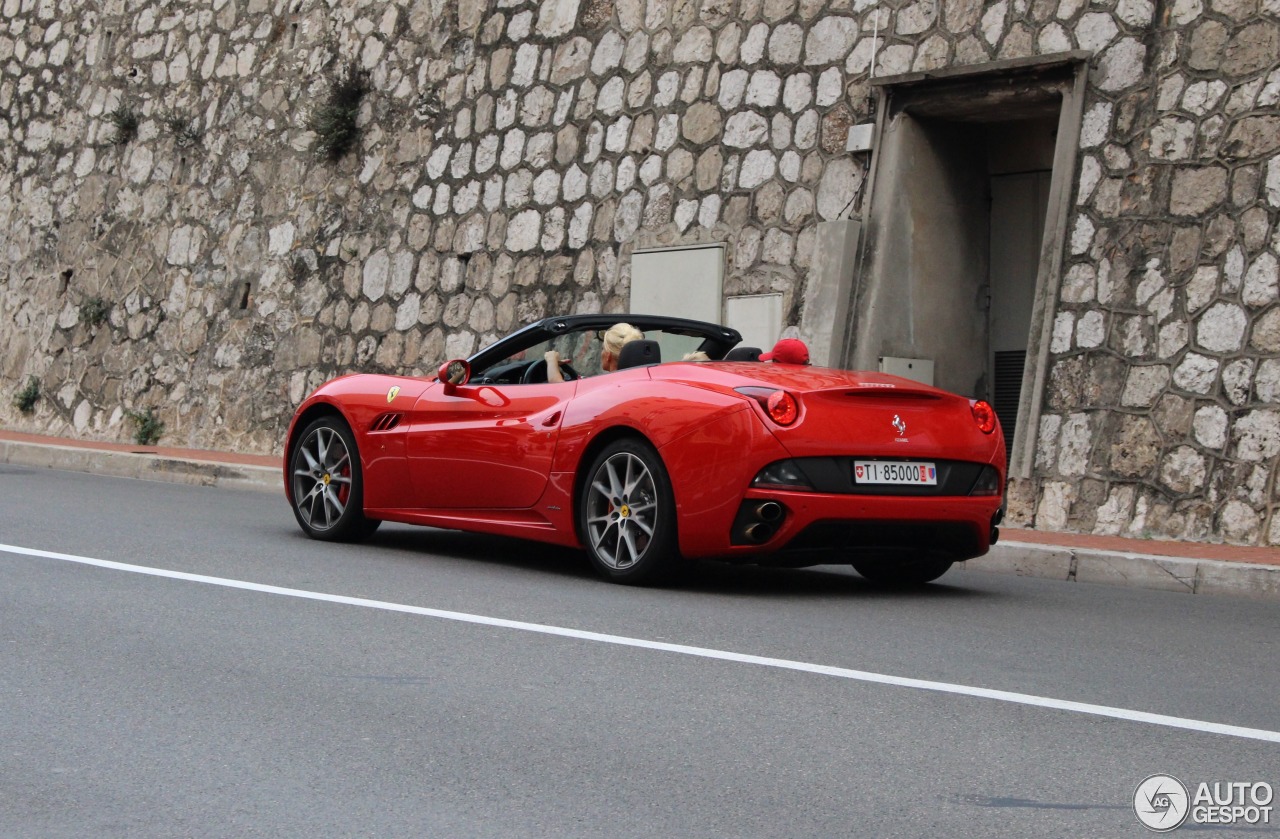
[4,541,1279,745]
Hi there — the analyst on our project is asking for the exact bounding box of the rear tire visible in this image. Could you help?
[852,555,954,587]
[289,415,381,542]
[578,438,679,585]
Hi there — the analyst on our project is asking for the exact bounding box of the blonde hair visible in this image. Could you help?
[602,322,644,355]
[682,351,710,362]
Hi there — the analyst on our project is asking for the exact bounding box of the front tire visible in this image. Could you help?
[852,555,954,587]
[579,438,679,584]
[289,415,381,542]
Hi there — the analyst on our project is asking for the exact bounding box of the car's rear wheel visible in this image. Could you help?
[290,415,381,542]
[579,438,679,584]
[851,555,954,586]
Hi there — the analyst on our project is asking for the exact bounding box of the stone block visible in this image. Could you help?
[1170,166,1229,216]
[536,0,582,38]
[1159,445,1207,493]
[1195,302,1247,352]
[805,16,858,65]
[1110,415,1161,477]
[959,543,1075,581]
[550,37,591,84]
[1222,22,1280,77]
[1074,551,1197,592]
[1243,252,1278,307]
[1121,365,1169,407]
[1232,410,1280,462]
[1095,36,1146,90]
[720,109,764,147]
[1195,560,1280,600]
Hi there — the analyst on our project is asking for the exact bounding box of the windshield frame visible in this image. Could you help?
[465,314,743,376]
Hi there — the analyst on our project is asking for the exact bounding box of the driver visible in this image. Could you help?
[546,322,644,383]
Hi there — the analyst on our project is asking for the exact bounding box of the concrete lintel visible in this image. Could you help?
[869,51,1091,89]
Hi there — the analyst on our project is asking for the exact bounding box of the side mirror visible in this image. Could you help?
[438,359,471,394]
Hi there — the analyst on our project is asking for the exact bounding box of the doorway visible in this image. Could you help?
[847,55,1088,476]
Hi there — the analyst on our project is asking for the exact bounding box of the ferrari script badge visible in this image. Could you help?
[387,386,400,403]
[892,414,906,435]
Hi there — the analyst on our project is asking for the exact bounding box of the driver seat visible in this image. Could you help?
[617,340,661,370]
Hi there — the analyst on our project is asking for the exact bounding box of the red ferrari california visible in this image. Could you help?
[284,314,1006,585]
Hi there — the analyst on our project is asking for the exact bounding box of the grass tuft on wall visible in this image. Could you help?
[308,66,368,162]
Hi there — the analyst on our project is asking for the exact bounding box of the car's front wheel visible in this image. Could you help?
[290,415,381,542]
[579,438,679,584]
[851,555,954,586]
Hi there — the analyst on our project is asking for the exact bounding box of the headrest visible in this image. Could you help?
[724,346,762,362]
[617,339,661,369]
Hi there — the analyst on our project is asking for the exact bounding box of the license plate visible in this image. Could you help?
[854,460,937,485]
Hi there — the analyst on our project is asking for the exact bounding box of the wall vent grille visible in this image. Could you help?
[993,350,1025,462]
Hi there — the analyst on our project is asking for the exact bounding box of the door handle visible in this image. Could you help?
[541,411,562,427]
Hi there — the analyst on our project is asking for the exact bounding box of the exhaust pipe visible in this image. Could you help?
[732,500,786,545]
[754,501,783,522]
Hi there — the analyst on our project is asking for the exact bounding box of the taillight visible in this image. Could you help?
[736,387,800,426]
[971,400,996,434]
[766,391,798,425]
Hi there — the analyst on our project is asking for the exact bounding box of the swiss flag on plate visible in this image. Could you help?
[855,465,864,478]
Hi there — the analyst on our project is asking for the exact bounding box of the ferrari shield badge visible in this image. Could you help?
[387,386,400,403]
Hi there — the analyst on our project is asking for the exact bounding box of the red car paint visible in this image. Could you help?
[285,325,1006,566]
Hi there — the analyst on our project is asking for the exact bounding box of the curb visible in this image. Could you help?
[4,437,1277,601]
[0,439,280,494]
[959,541,1280,601]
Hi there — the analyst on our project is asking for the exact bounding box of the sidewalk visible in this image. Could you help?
[3,428,1277,600]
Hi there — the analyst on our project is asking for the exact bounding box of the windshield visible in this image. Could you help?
[474,326,712,384]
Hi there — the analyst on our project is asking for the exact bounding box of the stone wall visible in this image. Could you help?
[0,0,1277,544]
[1020,0,1280,545]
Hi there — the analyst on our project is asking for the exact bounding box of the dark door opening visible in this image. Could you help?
[849,65,1075,472]
[849,55,1090,475]
[989,165,1052,460]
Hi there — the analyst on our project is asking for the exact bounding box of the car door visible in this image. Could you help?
[405,379,574,509]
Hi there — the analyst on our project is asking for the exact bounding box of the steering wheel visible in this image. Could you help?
[522,359,579,384]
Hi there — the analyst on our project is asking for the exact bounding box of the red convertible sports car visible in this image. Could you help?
[284,314,1006,585]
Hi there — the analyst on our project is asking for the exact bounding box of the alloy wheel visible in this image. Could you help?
[585,451,658,570]
[293,425,353,533]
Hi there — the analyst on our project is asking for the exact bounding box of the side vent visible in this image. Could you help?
[370,412,403,432]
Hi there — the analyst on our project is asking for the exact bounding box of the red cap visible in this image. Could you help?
[760,338,810,365]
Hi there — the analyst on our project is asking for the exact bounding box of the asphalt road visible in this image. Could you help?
[2,465,1278,838]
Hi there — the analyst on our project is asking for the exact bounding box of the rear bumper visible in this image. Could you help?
[693,490,1001,564]
[659,403,1004,563]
